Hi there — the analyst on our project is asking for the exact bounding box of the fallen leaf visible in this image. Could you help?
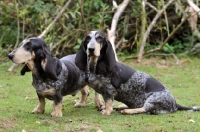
[96,129,103,132]
[189,119,195,123]
[36,121,41,124]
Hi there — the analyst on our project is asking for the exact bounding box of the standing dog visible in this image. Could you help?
[75,30,200,115]
[8,38,102,117]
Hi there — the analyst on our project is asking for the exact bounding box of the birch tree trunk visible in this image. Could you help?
[138,0,146,58]
[107,0,130,61]
[187,0,200,40]
[137,0,175,63]
[38,0,72,38]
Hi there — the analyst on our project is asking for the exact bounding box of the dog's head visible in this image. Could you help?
[8,38,61,80]
[75,31,117,74]
[8,38,48,64]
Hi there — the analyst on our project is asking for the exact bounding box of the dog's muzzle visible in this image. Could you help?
[8,53,14,60]
[88,48,95,56]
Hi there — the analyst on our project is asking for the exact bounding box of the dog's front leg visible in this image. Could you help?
[32,93,45,114]
[100,90,114,115]
[51,91,63,117]
[101,98,113,115]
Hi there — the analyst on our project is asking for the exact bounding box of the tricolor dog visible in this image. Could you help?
[75,30,200,115]
[8,38,102,117]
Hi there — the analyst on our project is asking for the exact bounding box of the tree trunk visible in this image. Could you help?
[107,0,130,61]
[38,0,72,38]
[137,0,175,63]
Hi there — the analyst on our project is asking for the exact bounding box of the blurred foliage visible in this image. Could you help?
[0,0,199,58]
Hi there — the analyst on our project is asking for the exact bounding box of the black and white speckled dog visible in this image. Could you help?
[8,38,103,117]
[75,30,200,115]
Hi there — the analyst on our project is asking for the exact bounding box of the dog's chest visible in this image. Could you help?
[88,74,116,95]
[32,64,68,97]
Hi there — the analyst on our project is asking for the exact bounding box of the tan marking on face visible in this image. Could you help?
[41,58,47,71]
[89,56,98,64]
[26,60,34,71]
[94,42,101,57]
[37,88,56,96]
[95,33,99,38]
[51,102,62,117]
[10,39,34,64]
[12,47,32,64]
[88,34,92,38]
[23,51,36,73]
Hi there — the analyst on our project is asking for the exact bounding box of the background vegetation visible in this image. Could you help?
[1,0,200,59]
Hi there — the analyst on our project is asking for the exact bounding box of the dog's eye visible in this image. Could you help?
[96,36,103,42]
[26,41,30,45]
[26,42,31,47]
[85,36,91,42]
[24,42,31,50]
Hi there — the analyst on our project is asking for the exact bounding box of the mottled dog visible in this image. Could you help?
[75,30,200,115]
[8,38,102,117]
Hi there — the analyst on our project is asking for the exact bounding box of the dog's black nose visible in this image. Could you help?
[88,48,95,53]
[8,53,14,60]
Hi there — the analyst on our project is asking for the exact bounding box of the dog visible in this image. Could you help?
[75,30,200,115]
[8,37,103,117]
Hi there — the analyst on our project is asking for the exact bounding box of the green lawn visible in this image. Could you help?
[1,58,200,132]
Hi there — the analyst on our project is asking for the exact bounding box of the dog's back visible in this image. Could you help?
[60,54,86,95]
[60,54,76,63]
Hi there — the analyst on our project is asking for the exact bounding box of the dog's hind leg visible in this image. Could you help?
[120,107,146,115]
[94,92,104,109]
[32,94,45,114]
[115,104,129,111]
[74,87,90,108]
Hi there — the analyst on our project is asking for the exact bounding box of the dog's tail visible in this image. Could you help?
[176,103,200,112]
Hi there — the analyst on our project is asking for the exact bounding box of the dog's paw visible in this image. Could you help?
[95,100,104,109]
[120,109,132,115]
[51,111,62,117]
[100,109,111,115]
[32,107,44,114]
[74,102,85,108]
[98,105,105,111]
[115,104,128,111]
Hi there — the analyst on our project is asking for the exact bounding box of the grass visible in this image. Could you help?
[1,57,200,132]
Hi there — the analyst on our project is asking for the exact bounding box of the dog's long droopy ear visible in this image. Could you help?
[30,38,60,81]
[104,39,117,71]
[41,45,60,81]
[75,40,87,71]
[20,65,31,75]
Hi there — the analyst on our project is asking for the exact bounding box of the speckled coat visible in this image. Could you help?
[75,30,198,115]
[32,56,86,100]
[88,70,177,114]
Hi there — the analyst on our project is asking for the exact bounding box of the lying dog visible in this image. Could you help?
[75,30,200,115]
[8,38,102,117]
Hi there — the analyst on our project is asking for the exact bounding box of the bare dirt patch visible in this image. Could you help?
[0,116,16,131]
